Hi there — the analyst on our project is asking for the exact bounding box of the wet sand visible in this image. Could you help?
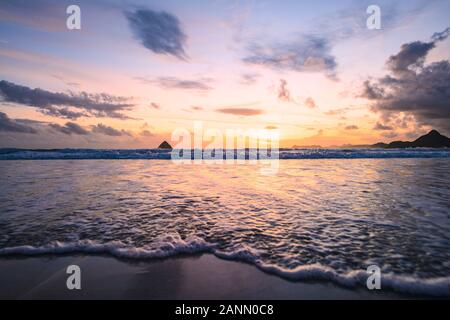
[0,254,407,300]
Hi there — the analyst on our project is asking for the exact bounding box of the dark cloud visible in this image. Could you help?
[0,80,134,120]
[49,122,89,135]
[216,108,264,116]
[373,122,394,131]
[243,35,337,79]
[49,121,131,137]
[304,97,317,109]
[278,79,292,102]
[386,41,435,75]
[431,27,450,42]
[136,76,213,92]
[362,28,450,131]
[0,112,37,134]
[14,118,48,126]
[42,106,87,119]
[2,117,130,137]
[125,8,187,60]
[345,125,358,130]
[362,80,386,100]
[91,123,131,136]
[150,102,160,109]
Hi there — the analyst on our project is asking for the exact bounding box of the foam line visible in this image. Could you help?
[1,239,449,297]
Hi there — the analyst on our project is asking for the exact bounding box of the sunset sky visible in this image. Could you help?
[0,0,449,148]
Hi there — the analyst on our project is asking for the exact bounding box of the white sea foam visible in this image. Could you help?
[1,238,449,297]
[1,159,449,297]
[1,148,450,160]
[0,235,213,259]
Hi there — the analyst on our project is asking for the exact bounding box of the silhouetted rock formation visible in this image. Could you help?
[371,142,388,148]
[157,141,172,149]
[373,130,450,149]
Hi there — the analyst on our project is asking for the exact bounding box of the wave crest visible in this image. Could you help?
[1,238,449,297]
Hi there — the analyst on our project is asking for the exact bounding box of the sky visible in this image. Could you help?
[0,0,449,148]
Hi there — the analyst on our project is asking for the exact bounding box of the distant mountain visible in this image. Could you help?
[373,130,450,149]
[370,142,388,148]
[328,144,372,149]
[291,145,322,149]
[157,141,172,149]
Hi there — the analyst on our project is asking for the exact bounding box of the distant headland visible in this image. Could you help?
[372,130,450,149]
[291,130,450,149]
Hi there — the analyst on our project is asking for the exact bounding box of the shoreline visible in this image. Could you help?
[0,253,417,300]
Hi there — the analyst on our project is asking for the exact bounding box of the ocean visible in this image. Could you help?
[0,149,449,296]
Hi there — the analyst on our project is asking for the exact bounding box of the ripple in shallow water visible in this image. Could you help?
[0,159,449,293]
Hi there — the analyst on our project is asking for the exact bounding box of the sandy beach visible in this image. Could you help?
[0,254,408,300]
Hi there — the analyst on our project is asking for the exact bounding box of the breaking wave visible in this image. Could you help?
[1,238,449,297]
[1,148,450,160]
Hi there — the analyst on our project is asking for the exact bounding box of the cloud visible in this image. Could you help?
[278,79,292,102]
[362,80,386,100]
[136,76,213,92]
[362,28,450,131]
[386,41,435,75]
[0,112,37,134]
[324,107,351,116]
[265,125,278,130]
[191,106,203,111]
[373,122,394,131]
[91,123,131,136]
[49,122,89,135]
[431,27,450,42]
[241,1,434,79]
[50,121,133,137]
[345,125,358,130]
[125,8,187,60]
[216,108,264,116]
[150,102,160,109]
[304,97,317,109]
[51,74,81,88]
[382,132,399,139]
[42,106,87,119]
[243,35,337,79]
[140,129,154,137]
[0,80,134,120]
[240,73,260,85]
